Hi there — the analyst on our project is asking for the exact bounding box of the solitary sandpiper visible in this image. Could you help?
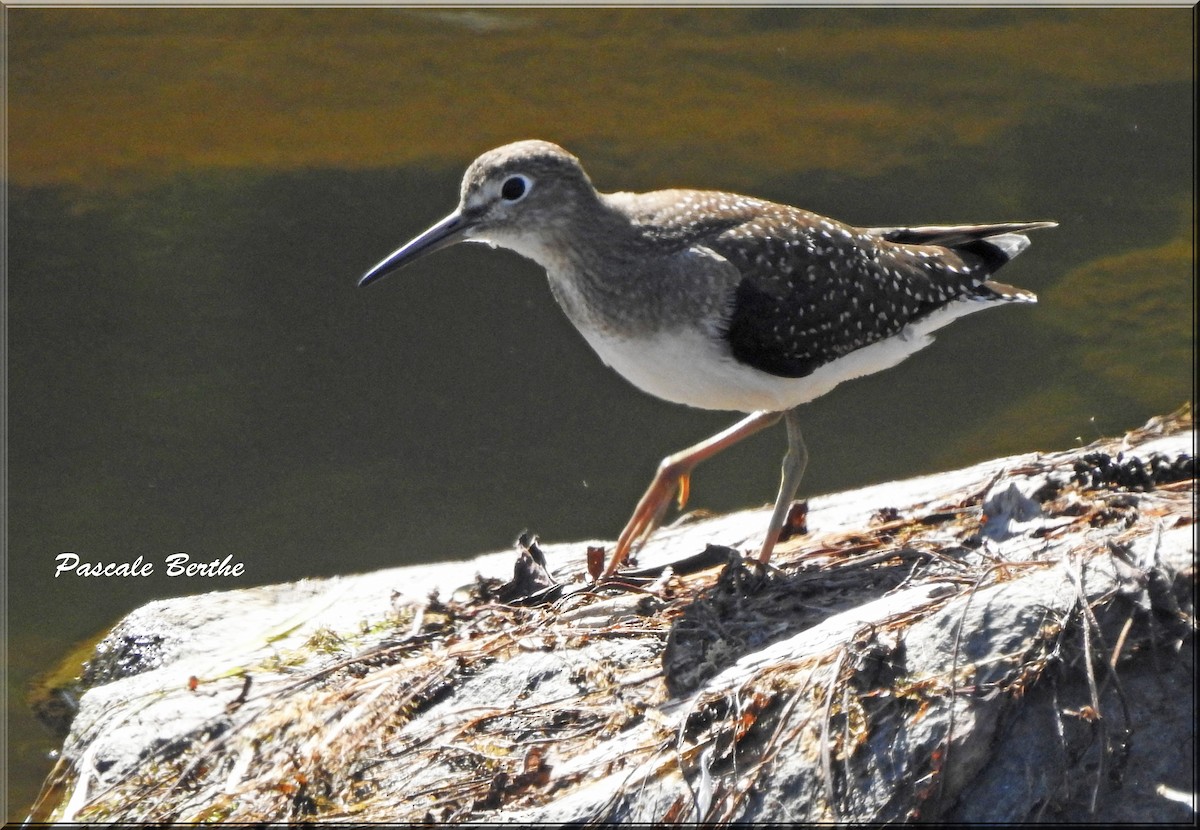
[359,140,1055,578]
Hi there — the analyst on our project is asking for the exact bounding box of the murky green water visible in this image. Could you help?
[4,7,1193,818]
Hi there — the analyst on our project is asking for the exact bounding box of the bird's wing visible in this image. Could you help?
[708,212,1036,379]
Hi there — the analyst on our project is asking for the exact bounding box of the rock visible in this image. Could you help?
[26,408,1196,824]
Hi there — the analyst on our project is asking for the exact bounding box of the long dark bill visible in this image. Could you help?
[358,210,468,287]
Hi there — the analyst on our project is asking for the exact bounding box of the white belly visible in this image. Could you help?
[574,297,1003,413]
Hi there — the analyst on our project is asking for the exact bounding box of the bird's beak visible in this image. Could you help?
[358,210,469,287]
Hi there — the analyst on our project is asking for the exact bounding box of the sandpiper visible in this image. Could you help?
[359,140,1055,577]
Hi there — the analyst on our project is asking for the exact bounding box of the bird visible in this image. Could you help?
[358,139,1055,578]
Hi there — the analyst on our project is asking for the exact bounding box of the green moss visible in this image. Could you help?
[1045,213,1193,408]
[8,8,1192,188]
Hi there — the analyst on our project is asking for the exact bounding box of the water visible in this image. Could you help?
[4,7,1193,818]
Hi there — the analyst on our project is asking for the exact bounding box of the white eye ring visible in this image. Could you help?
[500,174,532,203]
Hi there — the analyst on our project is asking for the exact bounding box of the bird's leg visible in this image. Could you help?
[603,410,782,577]
[757,408,809,563]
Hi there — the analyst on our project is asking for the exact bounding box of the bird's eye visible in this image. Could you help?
[501,175,531,202]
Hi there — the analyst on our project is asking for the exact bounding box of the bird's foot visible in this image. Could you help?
[601,467,695,577]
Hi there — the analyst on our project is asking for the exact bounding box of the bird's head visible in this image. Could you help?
[359,140,599,287]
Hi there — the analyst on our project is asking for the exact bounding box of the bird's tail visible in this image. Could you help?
[974,279,1037,303]
[870,221,1058,270]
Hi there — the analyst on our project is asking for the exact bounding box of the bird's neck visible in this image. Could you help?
[538,201,721,341]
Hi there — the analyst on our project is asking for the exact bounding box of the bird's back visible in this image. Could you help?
[608,188,1049,381]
